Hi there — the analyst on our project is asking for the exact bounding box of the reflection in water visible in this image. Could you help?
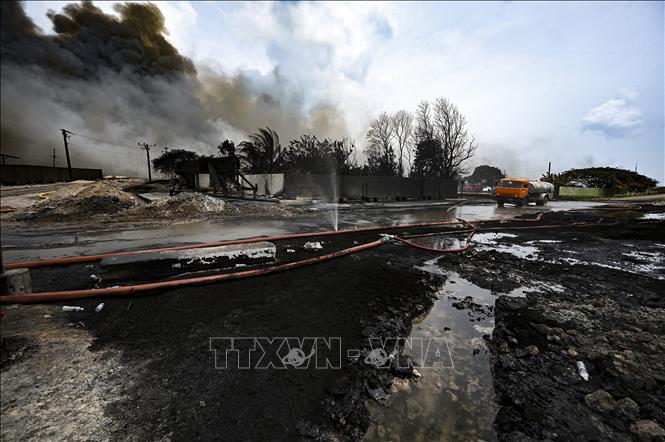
[365,270,504,442]
[2,200,602,262]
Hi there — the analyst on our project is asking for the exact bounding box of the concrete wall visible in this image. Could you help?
[196,173,210,190]
[559,186,610,198]
[244,174,285,196]
[244,173,458,200]
[1,164,103,185]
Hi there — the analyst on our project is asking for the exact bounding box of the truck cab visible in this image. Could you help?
[496,178,553,207]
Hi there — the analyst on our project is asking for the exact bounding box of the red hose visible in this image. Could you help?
[0,239,384,304]
[395,218,477,253]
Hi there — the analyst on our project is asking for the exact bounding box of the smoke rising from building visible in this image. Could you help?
[0,1,347,176]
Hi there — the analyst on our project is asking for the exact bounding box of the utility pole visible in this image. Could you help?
[60,129,73,181]
[548,162,551,175]
[138,142,156,183]
[0,153,20,165]
[51,148,59,168]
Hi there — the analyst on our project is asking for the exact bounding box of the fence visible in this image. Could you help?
[241,173,459,200]
[558,186,611,198]
[1,164,103,185]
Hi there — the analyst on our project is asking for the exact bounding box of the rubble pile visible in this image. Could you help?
[119,192,226,221]
[16,181,145,222]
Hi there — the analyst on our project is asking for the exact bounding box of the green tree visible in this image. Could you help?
[467,165,505,186]
[239,127,282,174]
[541,167,657,192]
[279,136,360,175]
[152,149,199,186]
[411,138,443,178]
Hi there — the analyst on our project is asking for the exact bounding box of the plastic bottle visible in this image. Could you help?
[576,361,589,381]
[95,303,105,312]
[62,306,84,312]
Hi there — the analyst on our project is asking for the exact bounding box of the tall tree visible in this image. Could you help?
[365,112,397,176]
[431,97,477,179]
[410,100,441,178]
[392,110,413,177]
[414,101,435,144]
[411,138,443,178]
[239,127,282,174]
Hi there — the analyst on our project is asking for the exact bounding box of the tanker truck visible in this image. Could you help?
[495,178,554,207]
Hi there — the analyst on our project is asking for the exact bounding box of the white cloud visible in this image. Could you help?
[580,89,643,138]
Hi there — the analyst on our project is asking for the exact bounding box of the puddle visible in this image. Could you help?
[641,212,665,220]
[365,263,549,442]
[365,260,567,441]
[409,236,467,250]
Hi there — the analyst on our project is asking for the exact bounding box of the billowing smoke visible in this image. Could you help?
[0,1,347,176]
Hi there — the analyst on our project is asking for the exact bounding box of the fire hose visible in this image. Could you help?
[0,204,637,304]
[1,239,385,304]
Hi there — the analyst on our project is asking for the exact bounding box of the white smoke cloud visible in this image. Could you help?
[580,89,643,139]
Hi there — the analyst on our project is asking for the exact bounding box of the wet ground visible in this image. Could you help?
[1,201,664,441]
[1,200,602,262]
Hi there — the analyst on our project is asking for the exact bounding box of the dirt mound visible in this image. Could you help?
[118,192,226,221]
[16,181,145,222]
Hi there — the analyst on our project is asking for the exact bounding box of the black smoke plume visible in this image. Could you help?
[1,1,347,175]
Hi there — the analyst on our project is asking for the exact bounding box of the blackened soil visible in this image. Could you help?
[444,214,665,441]
[69,232,441,441]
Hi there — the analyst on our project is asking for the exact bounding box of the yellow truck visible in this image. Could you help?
[495,178,554,207]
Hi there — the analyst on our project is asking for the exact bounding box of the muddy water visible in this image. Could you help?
[364,262,532,442]
[1,201,600,261]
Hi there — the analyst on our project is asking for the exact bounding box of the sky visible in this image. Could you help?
[23,1,665,183]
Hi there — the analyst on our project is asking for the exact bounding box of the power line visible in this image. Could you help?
[67,131,139,150]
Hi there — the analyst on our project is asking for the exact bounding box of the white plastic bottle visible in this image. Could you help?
[576,361,589,381]
[62,306,84,312]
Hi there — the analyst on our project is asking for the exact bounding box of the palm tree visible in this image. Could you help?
[239,127,282,174]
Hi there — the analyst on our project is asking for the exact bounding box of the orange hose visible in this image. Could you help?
[0,239,384,304]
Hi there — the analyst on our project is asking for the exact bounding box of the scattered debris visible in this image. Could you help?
[62,306,84,312]
[576,360,589,381]
[303,241,323,250]
[366,385,389,402]
[90,274,101,288]
[95,303,104,313]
